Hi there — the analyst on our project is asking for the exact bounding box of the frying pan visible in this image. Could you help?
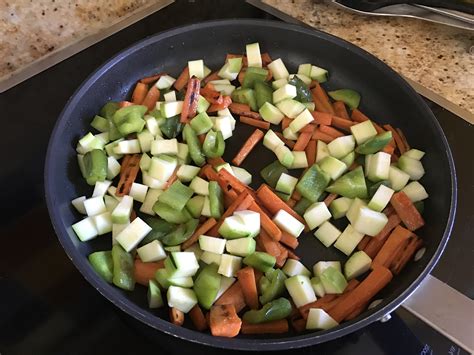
[44,20,456,351]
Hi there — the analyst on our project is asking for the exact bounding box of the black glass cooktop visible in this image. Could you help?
[1,1,472,354]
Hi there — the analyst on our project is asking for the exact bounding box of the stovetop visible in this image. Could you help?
[1,1,472,354]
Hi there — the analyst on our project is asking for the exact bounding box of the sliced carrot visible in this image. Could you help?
[382,144,395,155]
[351,108,370,122]
[142,86,161,112]
[279,230,299,250]
[215,284,246,313]
[249,201,282,241]
[312,83,335,114]
[357,235,371,251]
[281,117,291,130]
[180,77,201,122]
[131,82,148,105]
[345,301,370,321]
[170,307,185,326]
[283,244,300,260]
[134,259,165,286]
[373,225,412,268]
[224,189,239,208]
[383,205,395,216]
[237,267,259,310]
[305,139,317,166]
[319,125,344,138]
[275,241,289,267]
[139,72,165,85]
[313,96,332,114]
[238,69,246,86]
[198,134,206,144]
[232,129,264,166]
[274,132,295,149]
[207,192,253,236]
[116,154,141,196]
[218,168,254,196]
[348,162,360,171]
[240,116,270,130]
[174,66,189,91]
[383,124,407,155]
[390,191,425,231]
[189,305,208,331]
[331,115,355,132]
[130,209,137,221]
[373,121,385,134]
[299,293,340,319]
[291,189,302,201]
[181,218,217,250]
[163,166,179,190]
[118,101,133,108]
[261,52,272,66]
[300,124,315,134]
[364,213,401,258]
[311,111,332,126]
[333,101,350,120]
[241,319,289,334]
[291,317,307,332]
[323,193,338,206]
[202,71,220,85]
[207,157,225,168]
[396,128,411,150]
[208,95,232,112]
[312,129,334,143]
[257,231,281,258]
[391,236,423,274]
[293,132,312,151]
[286,198,297,208]
[200,86,222,104]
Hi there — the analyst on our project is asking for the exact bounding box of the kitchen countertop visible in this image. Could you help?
[259,0,474,121]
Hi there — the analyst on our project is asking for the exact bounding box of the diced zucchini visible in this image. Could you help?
[273,209,305,238]
[344,251,372,280]
[72,217,98,242]
[151,138,178,156]
[401,181,429,202]
[367,152,391,182]
[155,75,176,89]
[275,144,295,168]
[310,65,329,83]
[310,276,326,297]
[148,280,164,308]
[268,58,289,80]
[282,127,298,141]
[314,221,342,247]
[398,155,425,180]
[234,210,260,238]
[142,172,167,189]
[291,151,309,169]
[200,251,222,265]
[189,176,209,196]
[137,240,166,262]
[368,184,394,212]
[328,89,360,109]
[148,155,177,181]
[129,182,148,203]
[196,95,210,114]
[276,99,305,118]
[225,237,256,257]
[329,197,353,219]
[215,162,235,176]
[289,109,313,133]
[284,275,316,308]
[389,165,411,191]
[111,195,134,224]
[218,254,242,278]
[272,78,288,90]
[72,196,87,215]
[167,286,198,313]
[306,308,338,330]
[145,115,161,137]
[188,59,205,79]
[161,101,183,118]
[183,243,203,260]
[297,63,312,77]
[83,196,107,217]
[139,188,163,215]
[92,180,112,198]
[199,235,226,254]
[263,130,284,151]
[345,198,367,224]
[115,217,152,252]
[186,195,205,218]
[275,173,298,195]
[313,261,341,277]
[273,84,297,104]
[404,149,425,160]
[350,120,377,145]
[352,206,388,236]
[170,252,200,277]
[304,202,332,230]
[246,42,262,68]
[218,57,242,80]
[163,91,177,102]
[282,259,311,278]
[231,166,252,185]
[218,215,251,239]
[340,151,355,168]
[113,139,141,154]
[320,266,347,294]
[259,102,285,125]
[214,116,233,140]
[316,140,330,163]
[334,224,365,256]
[107,156,121,180]
[327,135,355,159]
[318,156,347,180]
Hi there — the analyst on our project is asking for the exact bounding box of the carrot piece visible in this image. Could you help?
[319,125,344,138]
[142,86,161,112]
[283,245,300,260]
[357,235,371,251]
[396,128,411,150]
[291,189,302,201]
[202,71,220,85]
[189,305,208,331]
[170,307,185,326]
[116,154,141,196]
[390,192,425,231]
[313,96,332,114]
[133,259,165,286]
[215,284,246,313]
[174,66,189,91]
[351,108,370,122]
[331,115,355,132]
[208,95,232,112]
[261,52,272,66]
[238,69,246,86]
[345,301,370,321]
[364,213,401,258]
[275,241,289,268]
[257,231,282,258]
[373,225,412,268]
[305,139,317,166]
[237,267,259,310]
[163,167,179,190]
[130,209,137,221]
[131,82,148,105]
[279,230,299,250]
[383,205,395,216]
[197,134,206,145]
[181,218,217,250]
[391,236,423,274]
[139,72,165,85]
[291,317,307,332]
[241,319,289,334]
[199,86,222,105]
[240,116,270,130]
[249,201,282,241]
[180,77,201,122]
[228,102,250,114]
[373,121,385,134]
[207,192,253,236]
[286,198,297,208]
[232,129,264,166]
[281,117,291,130]
[312,83,335,114]
[383,124,407,155]
[311,111,332,125]
[299,293,340,319]
[218,168,254,196]
[300,124,315,134]
[204,157,223,169]
[382,144,395,155]
[118,101,133,108]
[312,129,334,143]
[293,132,312,151]
[333,101,350,120]
[323,193,338,206]
[274,132,295,149]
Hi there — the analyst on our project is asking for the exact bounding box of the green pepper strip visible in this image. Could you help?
[259,269,287,305]
[157,180,194,211]
[161,218,199,246]
[260,160,288,188]
[208,181,224,218]
[183,124,206,166]
[243,252,276,273]
[140,217,176,246]
[160,115,184,139]
[111,244,135,291]
[193,263,222,310]
[83,149,107,186]
[296,164,331,202]
[202,130,225,159]
[88,251,114,283]
[288,76,312,103]
[242,297,292,324]
[112,105,147,136]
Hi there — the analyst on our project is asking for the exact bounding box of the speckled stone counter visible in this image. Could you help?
[262,0,474,118]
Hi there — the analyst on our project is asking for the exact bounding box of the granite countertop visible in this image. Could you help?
[262,0,474,119]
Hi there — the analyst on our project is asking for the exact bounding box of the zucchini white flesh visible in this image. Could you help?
[404,149,425,160]
[115,217,152,252]
[92,180,112,198]
[346,198,367,224]
[129,182,148,203]
[71,196,87,215]
[282,259,312,277]
[272,78,288,90]
[225,237,256,257]
[199,235,226,254]
[318,156,347,180]
[113,139,141,154]
[329,197,353,219]
[215,162,235,176]
[234,210,260,238]
[306,308,338,330]
[139,188,163,215]
[147,280,164,309]
[105,139,124,159]
[72,216,98,242]
[314,221,342,247]
[161,101,183,118]
[94,132,110,145]
[142,172,167,189]
[214,116,233,140]
[398,155,425,180]
[304,202,332,230]
[107,186,122,201]
[188,59,205,79]
[334,224,365,256]
[163,91,177,102]
[171,252,200,277]
[297,63,312,77]
[273,209,305,238]
[151,138,178,156]
[267,58,289,80]
[218,254,242,278]
[155,75,176,89]
[91,212,113,235]
[213,84,236,96]
[401,181,429,202]
[189,176,210,196]
[350,120,377,145]
[218,57,242,80]
[107,156,121,180]
[177,165,201,183]
[340,151,355,168]
[367,152,391,182]
[276,99,305,118]
[311,276,326,297]
[140,153,152,172]
[217,108,232,117]
[282,127,298,141]
[315,140,330,163]
[368,184,394,212]
[213,276,235,303]
[273,84,297,104]
[352,206,388,237]
[259,102,285,124]
[388,165,411,191]
[137,129,154,153]
[310,65,329,83]
[219,216,251,239]
[275,173,298,195]
[183,243,203,260]
[327,135,355,159]
[112,221,129,245]
[111,195,134,224]
[344,251,372,280]
[137,240,167,262]
[313,261,341,277]
[201,197,212,217]
[290,109,314,133]
[167,286,198,313]
[177,143,189,165]
[145,115,161,137]
[246,42,262,68]
[77,132,104,153]
[83,196,107,217]
[285,275,316,308]
[231,166,252,185]
[196,95,211,114]
[275,144,295,168]
[263,129,284,151]
[148,155,178,181]
[200,251,222,265]
[291,151,309,169]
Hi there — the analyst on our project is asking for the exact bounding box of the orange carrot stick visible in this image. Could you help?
[237,267,259,310]
[286,198,297,208]
[391,236,423,275]
[293,132,312,151]
[229,102,251,114]
[238,69,246,86]
[373,121,385,134]
[312,129,334,143]
[207,192,253,236]
[331,115,355,132]
[208,95,232,112]
[364,213,401,258]
[139,72,165,85]
[189,305,208,331]
[358,235,371,251]
[312,83,335,114]
[396,128,411,150]
[333,101,350,120]
[232,129,264,166]
[390,191,425,231]
[323,193,338,206]
[133,259,165,286]
[181,218,217,250]
[174,66,189,91]
[240,116,270,130]
[116,154,141,196]
[383,124,407,155]
[202,71,220,85]
[305,139,317,166]
[300,124,315,134]
[291,317,307,332]
[218,168,254,196]
[351,108,370,122]
[207,156,226,168]
[261,52,272,66]
[311,111,333,125]
[299,293,340,319]
[274,132,295,149]
[118,101,133,108]
[319,125,344,138]
[180,77,200,122]
[275,241,289,268]
[373,225,412,268]
[215,283,246,313]
[249,201,282,241]
[142,86,161,112]
[131,82,148,105]
[241,319,289,334]
[279,230,299,250]
[257,231,282,258]
[281,117,291,130]
[170,307,185,326]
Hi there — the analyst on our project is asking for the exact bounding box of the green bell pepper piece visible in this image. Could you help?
[186,195,205,218]
[275,191,291,202]
[243,297,292,324]
[242,67,268,89]
[326,166,368,199]
[328,89,361,109]
[254,81,273,109]
[258,275,271,295]
[111,244,135,291]
[148,279,164,308]
[259,269,287,305]
[100,101,120,119]
[159,115,183,139]
[91,115,109,133]
[112,105,147,136]
[296,164,331,202]
[183,124,206,166]
[153,201,192,224]
[88,250,114,283]
[190,112,214,135]
[293,197,313,216]
[288,76,313,103]
[161,218,199,246]
[193,263,222,310]
[158,180,194,211]
[260,161,288,188]
[203,130,225,159]
[83,149,107,186]
[355,131,393,155]
[209,181,224,218]
[243,252,276,273]
[107,118,123,140]
[231,88,258,111]
[139,217,176,246]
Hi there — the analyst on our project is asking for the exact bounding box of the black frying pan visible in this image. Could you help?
[44,20,456,351]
